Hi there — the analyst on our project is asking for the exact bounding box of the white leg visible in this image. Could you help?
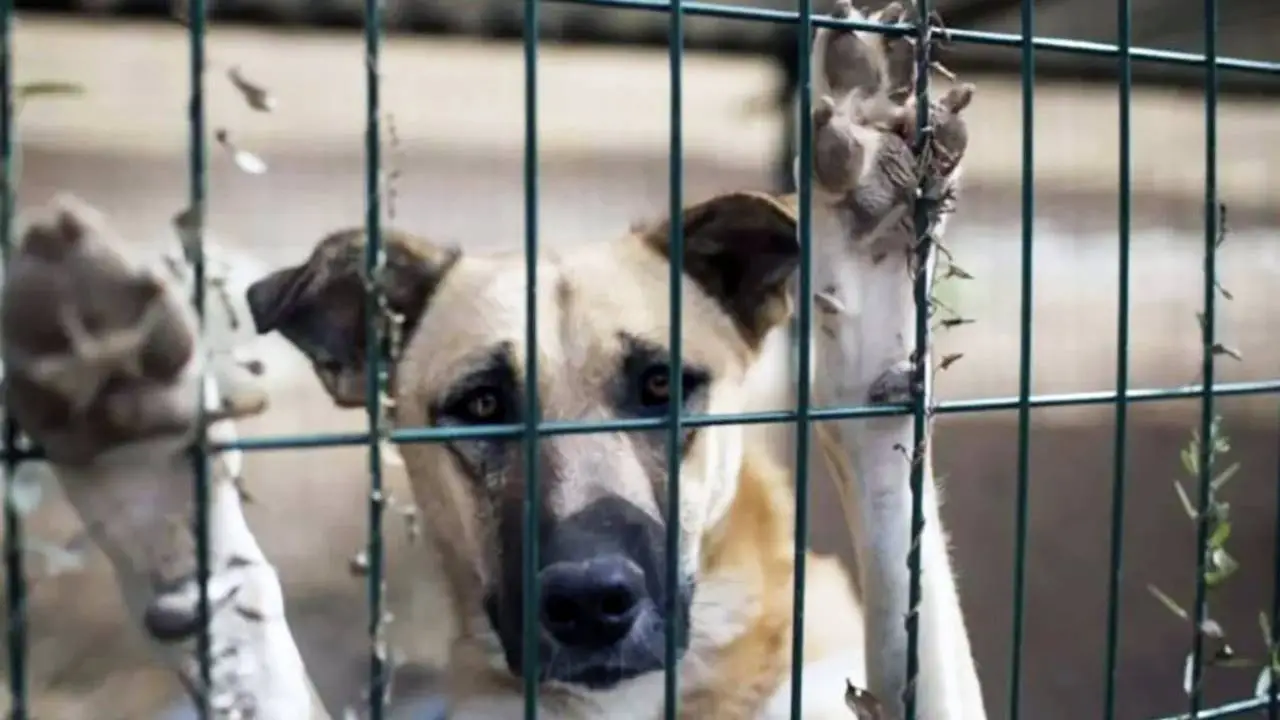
[800,2,986,717]
[1,194,328,719]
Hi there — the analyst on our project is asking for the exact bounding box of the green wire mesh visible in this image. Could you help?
[2,0,1280,719]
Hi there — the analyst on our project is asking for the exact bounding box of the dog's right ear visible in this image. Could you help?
[246,228,460,370]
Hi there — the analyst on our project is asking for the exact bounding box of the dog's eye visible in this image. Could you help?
[639,366,671,408]
[448,386,507,424]
[638,364,708,410]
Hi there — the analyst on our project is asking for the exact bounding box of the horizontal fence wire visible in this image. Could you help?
[546,0,1278,73]
[1,1,1279,719]
[144,382,1280,454]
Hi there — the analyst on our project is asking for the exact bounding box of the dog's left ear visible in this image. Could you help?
[246,227,460,365]
[643,192,799,347]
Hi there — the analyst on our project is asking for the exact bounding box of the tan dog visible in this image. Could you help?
[242,3,978,716]
[247,192,867,719]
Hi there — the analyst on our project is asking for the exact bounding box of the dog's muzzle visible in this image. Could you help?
[489,496,694,689]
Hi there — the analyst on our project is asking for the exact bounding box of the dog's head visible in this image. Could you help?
[245,192,798,691]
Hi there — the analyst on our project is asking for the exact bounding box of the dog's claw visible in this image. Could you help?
[144,586,206,644]
[867,360,917,404]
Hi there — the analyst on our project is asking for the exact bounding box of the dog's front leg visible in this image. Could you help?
[797,2,985,718]
[1,195,328,719]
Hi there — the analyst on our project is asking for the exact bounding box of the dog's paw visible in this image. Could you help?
[1,194,199,463]
[809,1,918,204]
[806,1,976,252]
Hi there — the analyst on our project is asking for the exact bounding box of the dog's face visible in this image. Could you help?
[246,192,798,691]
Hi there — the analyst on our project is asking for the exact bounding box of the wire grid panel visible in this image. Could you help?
[2,0,1280,719]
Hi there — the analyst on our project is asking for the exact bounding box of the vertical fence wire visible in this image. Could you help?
[662,0,684,717]
[1102,0,1134,713]
[905,2,934,717]
[0,0,23,714]
[520,0,542,717]
[361,0,388,711]
[1269,420,1280,719]
[1186,0,1219,711]
[185,0,214,708]
[1007,0,1035,714]
[786,0,813,717]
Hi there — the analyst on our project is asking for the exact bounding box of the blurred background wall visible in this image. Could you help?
[4,1,1280,718]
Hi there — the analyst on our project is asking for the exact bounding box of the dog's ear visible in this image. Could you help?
[246,227,460,377]
[642,192,799,347]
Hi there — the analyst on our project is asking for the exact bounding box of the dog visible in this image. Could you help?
[242,2,980,716]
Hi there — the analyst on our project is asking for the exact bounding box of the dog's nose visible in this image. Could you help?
[539,556,646,649]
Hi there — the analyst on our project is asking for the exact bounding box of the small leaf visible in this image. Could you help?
[1172,480,1198,520]
[1199,617,1225,640]
[1183,652,1196,697]
[1181,447,1198,477]
[16,81,86,101]
[1211,462,1241,492]
[1207,519,1232,550]
[1149,584,1190,622]
[1211,343,1243,361]
[1205,548,1239,588]
[6,461,54,516]
[215,129,268,175]
[226,66,276,112]
[1258,666,1278,699]
[939,352,964,370]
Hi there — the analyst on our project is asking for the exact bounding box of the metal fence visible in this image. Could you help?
[3,0,1280,719]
